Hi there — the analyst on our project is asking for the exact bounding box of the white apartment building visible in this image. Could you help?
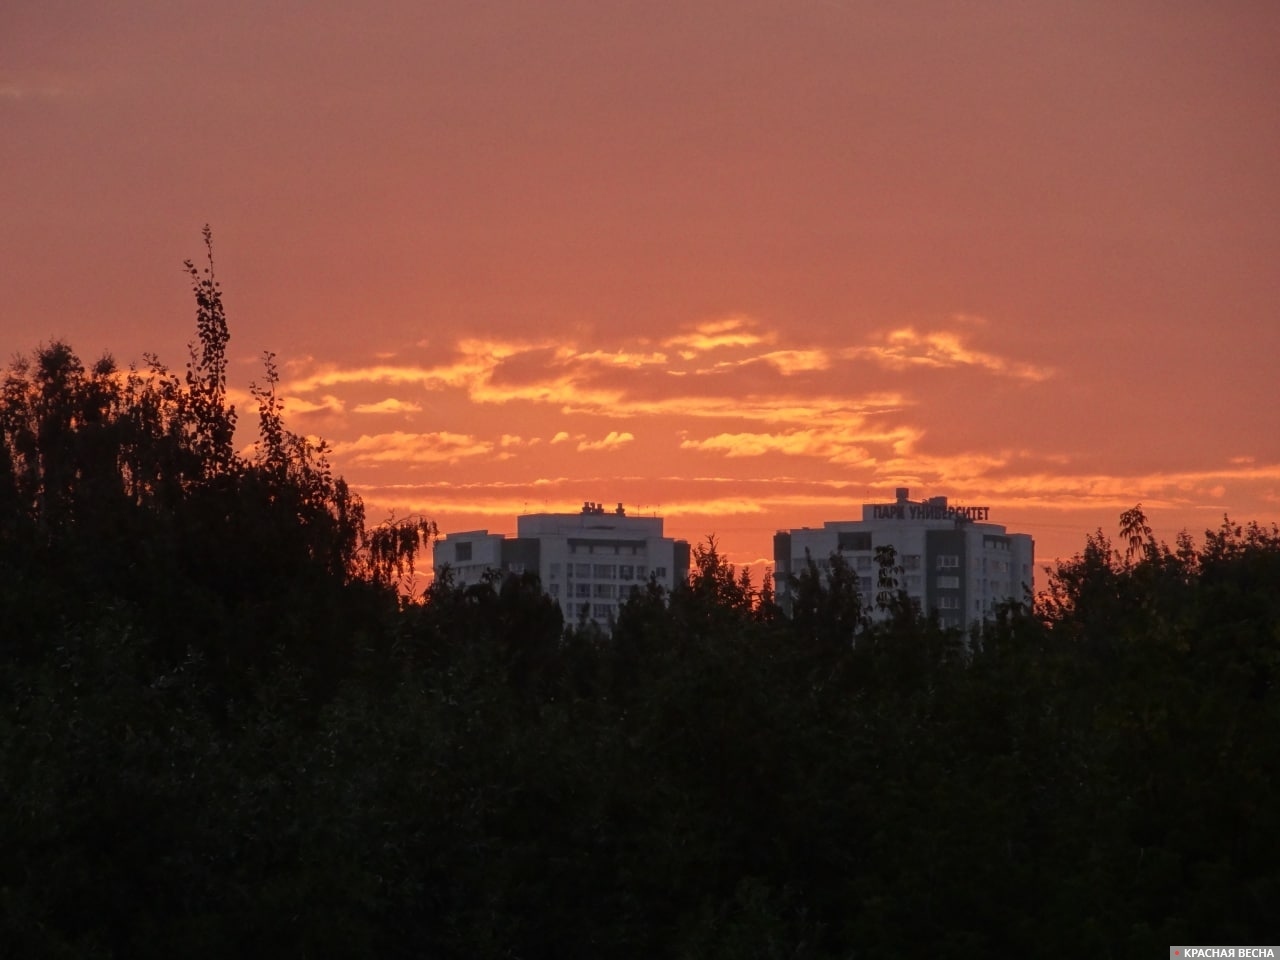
[773,488,1034,628]
[433,502,691,629]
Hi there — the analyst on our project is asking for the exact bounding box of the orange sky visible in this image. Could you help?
[4,1,1279,580]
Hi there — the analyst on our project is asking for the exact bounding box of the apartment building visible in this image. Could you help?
[773,488,1033,627]
[433,502,691,629]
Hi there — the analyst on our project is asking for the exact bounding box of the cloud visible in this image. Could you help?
[758,349,832,374]
[328,431,495,465]
[271,316,1062,491]
[847,327,1052,381]
[558,348,669,368]
[664,315,768,357]
[0,82,69,101]
[866,461,1280,512]
[353,397,423,414]
[360,462,1280,523]
[577,431,635,452]
[706,348,833,375]
[280,336,908,428]
[680,423,916,465]
[282,394,344,416]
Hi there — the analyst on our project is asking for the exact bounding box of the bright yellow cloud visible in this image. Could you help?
[280,337,908,427]
[353,398,423,414]
[664,315,768,354]
[577,431,635,452]
[847,327,1052,381]
[759,349,832,374]
[558,348,669,367]
[680,426,892,465]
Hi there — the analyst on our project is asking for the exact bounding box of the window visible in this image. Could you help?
[939,596,959,610]
[592,603,613,618]
[593,564,616,579]
[936,575,959,589]
[855,556,872,571]
[619,564,634,580]
[574,563,591,578]
[575,583,591,598]
[903,554,922,571]
[859,576,873,593]
[653,566,667,579]
[455,541,472,562]
[936,555,959,569]
[548,583,560,597]
[549,563,560,579]
[637,565,647,578]
[837,531,871,551]
[593,583,614,598]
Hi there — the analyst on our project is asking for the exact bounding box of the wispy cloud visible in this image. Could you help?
[0,82,70,101]
[558,348,669,368]
[663,316,768,358]
[577,431,635,452]
[353,398,423,415]
[328,431,496,465]
[280,335,909,427]
[282,394,345,416]
[273,314,1058,484]
[359,462,1280,521]
[680,422,920,464]
[759,349,832,374]
[847,327,1052,381]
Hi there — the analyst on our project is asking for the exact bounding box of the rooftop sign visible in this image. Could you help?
[872,503,991,522]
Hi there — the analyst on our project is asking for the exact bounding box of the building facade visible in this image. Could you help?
[433,502,691,629]
[773,488,1034,628]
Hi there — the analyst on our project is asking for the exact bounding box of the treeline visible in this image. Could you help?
[2,243,1278,957]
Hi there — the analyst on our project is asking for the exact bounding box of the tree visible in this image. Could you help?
[787,549,863,654]
[1119,502,1153,565]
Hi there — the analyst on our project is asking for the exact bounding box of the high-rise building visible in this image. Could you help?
[433,502,691,629]
[773,488,1033,627]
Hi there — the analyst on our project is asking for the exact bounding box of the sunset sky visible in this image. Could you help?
[4,1,1279,581]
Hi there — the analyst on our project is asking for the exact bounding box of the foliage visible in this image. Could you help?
[0,228,432,688]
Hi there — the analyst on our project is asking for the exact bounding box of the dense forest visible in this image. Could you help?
[3,239,1277,957]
